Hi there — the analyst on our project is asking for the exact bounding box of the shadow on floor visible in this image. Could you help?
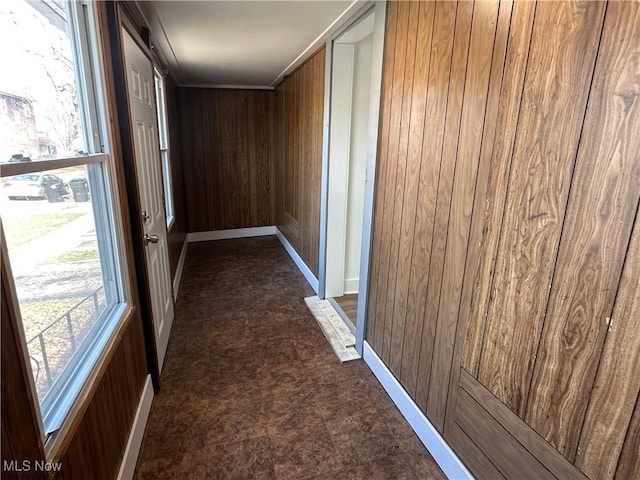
[134,236,445,480]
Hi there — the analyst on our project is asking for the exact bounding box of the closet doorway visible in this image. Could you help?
[319,3,385,353]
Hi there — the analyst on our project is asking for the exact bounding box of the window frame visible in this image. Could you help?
[0,0,133,447]
[153,67,175,228]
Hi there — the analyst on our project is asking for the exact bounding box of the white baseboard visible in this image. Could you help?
[172,239,188,301]
[117,375,154,480]
[363,342,472,480]
[275,228,319,293]
[343,278,359,294]
[187,226,277,242]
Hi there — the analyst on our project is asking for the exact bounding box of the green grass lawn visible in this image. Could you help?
[43,248,98,264]
[3,212,83,249]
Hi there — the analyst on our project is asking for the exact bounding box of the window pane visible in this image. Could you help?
[161,150,173,223]
[0,0,86,162]
[154,71,167,150]
[0,164,119,430]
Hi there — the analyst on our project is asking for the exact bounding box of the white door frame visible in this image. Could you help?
[318,1,387,355]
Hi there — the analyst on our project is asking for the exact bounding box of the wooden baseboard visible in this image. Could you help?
[363,342,472,480]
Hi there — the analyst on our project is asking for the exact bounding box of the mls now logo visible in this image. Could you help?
[3,460,62,472]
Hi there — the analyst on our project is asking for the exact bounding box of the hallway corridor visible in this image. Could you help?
[134,237,445,479]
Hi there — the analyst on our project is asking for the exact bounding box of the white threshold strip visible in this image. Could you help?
[305,296,360,362]
[363,342,473,480]
[117,375,154,480]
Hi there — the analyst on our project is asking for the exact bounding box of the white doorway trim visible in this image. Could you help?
[318,1,387,355]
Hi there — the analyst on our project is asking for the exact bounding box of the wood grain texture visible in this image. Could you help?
[526,1,640,457]
[366,0,399,355]
[442,0,514,437]
[575,144,640,478]
[425,0,501,431]
[387,0,435,375]
[1,258,47,480]
[448,422,506,480]
[382,0,420,370]
[455,388,555,480]
[365,0,640,476]
[414,0,474,411]
[615,395,640,480]
[179,88,276,233]
[398,1,457,396]
[460,0,537,376]
[477,1,606,415]
[56,319,147,480]
[459,370,587,480]
[374,0,411,365]
[275,48,325,275]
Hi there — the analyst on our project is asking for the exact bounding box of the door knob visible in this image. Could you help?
[144,234,159,246]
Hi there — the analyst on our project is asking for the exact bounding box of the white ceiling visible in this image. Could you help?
[141,1,358,88]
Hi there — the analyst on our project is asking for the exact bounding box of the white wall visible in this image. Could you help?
[344,33,372,293]
[325,43,354,298]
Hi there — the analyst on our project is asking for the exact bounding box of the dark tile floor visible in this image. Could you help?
[134,236,446,480]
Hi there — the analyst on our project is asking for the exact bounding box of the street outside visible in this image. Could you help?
[0,182,107,399]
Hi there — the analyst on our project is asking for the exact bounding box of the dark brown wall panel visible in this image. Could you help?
[57,318,147,480]
[367,1,640,478]
[179,88,276,233]
[1,265,47,480]
[166,76,187,278]
[275,48,325,276]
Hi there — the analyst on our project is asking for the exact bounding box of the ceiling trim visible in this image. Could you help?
[182,84,275,91]
[269,0,368,88]
[135,1,183,85]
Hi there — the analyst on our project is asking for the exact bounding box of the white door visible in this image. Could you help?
[122,29,174,372]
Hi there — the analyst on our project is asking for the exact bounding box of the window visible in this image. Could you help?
[153,68,174,227]
[0,0,129,436]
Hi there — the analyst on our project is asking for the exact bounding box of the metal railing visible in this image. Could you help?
[27,285,105,388]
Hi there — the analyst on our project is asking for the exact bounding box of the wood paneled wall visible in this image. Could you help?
[1,262,47,480]
[56,319,147,480]
[366,1,640,478]
[165,76,187,278]
[178,88,276,233]
[275,48,325,276]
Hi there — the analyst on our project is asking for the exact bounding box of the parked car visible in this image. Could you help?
[4,173,69,202]
[7,153,32,163]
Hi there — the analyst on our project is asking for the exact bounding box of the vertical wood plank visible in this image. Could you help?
[366,0,399,353]
[399,1,457,395]
[615,395,640,480]
[477,1,606,415]
[461,0,537,375]
[426,0,501,431]
[444,0,514,436]
[414,0,474,411]
[526,2,640,457]
[576,212,640,478]
[373,0,411,364]
[382,0,421,371]
[388,0,436,376]
[178,89,277,232]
